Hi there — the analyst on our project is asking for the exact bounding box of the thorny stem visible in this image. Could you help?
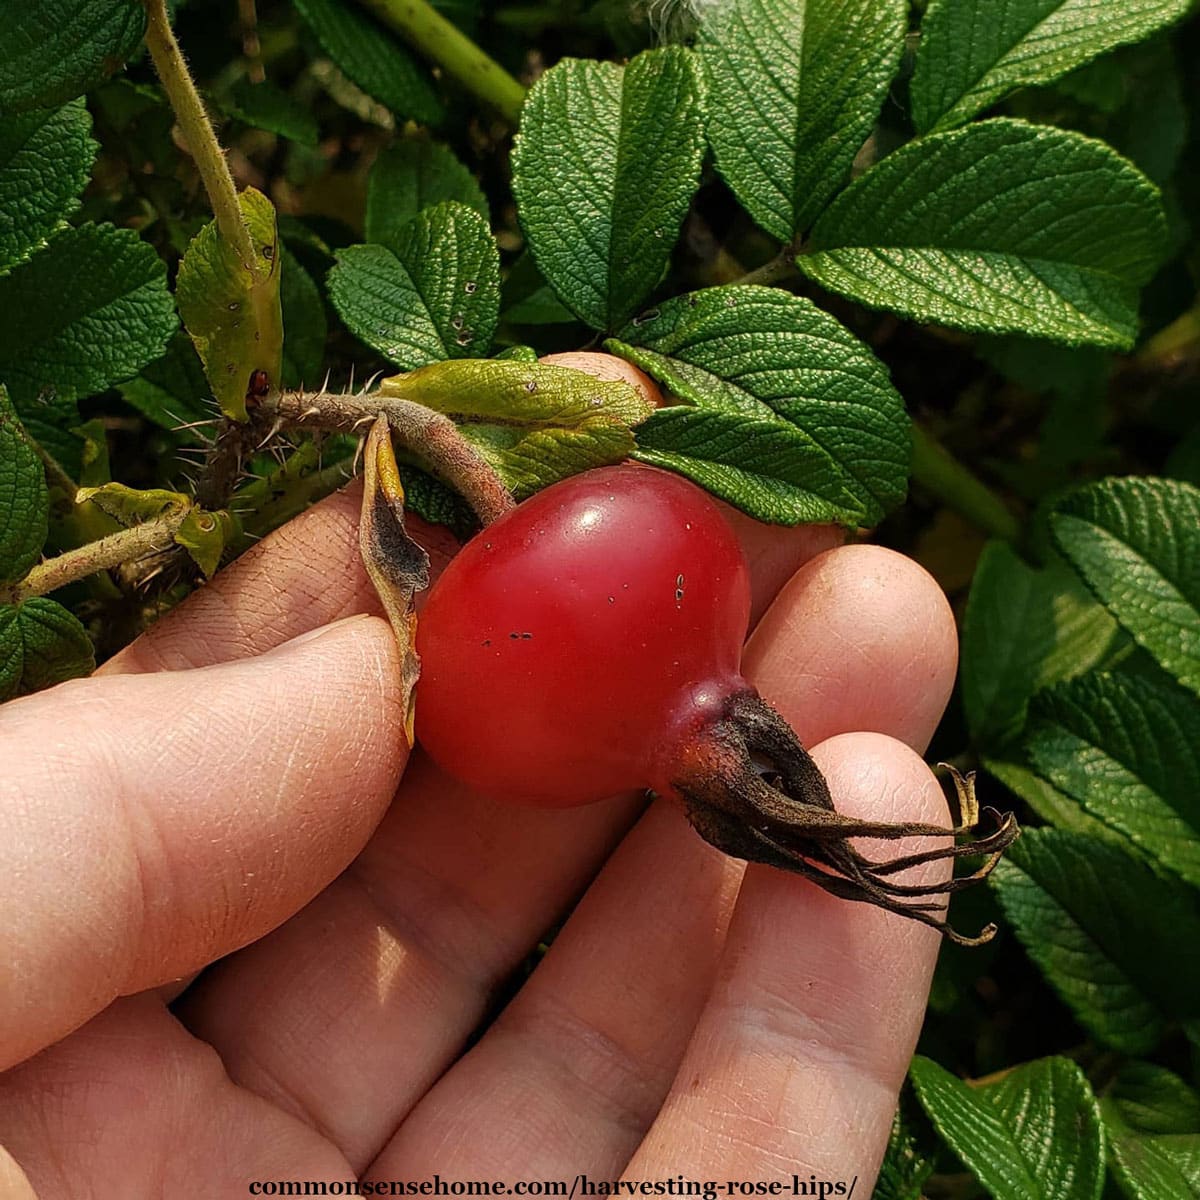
[356,0,527,124]
[194,418,259,512]
[1,509,191,605]
[264,389,516,525]
[142,0,259,274]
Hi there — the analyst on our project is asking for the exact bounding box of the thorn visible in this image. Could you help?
[351,413,377,431]
[255,417,284,450]
[351,436,367,477]
[300,405,322,420]
[360,370,384,395]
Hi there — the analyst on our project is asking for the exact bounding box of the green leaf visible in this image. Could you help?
[511,50,707,331]
[1025,670,1200,886]
[607,285,908,526]
[0,386,48,585]
[0,598,94,701]
[910,1055,1104,1200]
[223,78,319,146]
[501,252,580,326]
[379,357,654,497]
[329,201,500,369]
[911,0,1192,133]
[280,246,327,389]
[0,100,96,274]
[366,138,489,254]
[118,330,212,432]
[294,0,442,125]
[873,1107,935,1200]
[961,540,1125,744]
[1051,477,1200,696]
[75,482,191,526]
[174,508,236,579]
[991,828,1200,1053]
[696,0,905,240]
[0,0,146,115]
[1103,1064,1200,1200]
[799,119,1167,349]
[0,223,177,432]
[175,188,283,422]
[983,755,1111,839]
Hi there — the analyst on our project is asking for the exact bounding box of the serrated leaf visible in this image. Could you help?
[280,246,326,389]
[799,119,1168,349]
[983,756,1113,840]
[1025,670,1200,886]
[0,0,146,115]
[366,138,488,253]
[0,385,48,585]
[873,1108,935,1200]
[224,78,319,146]
[911,0,1192,133]
[0,223,177,437]
[1051,477,1200,696]
[118,329,213,433]
[991,828,1200,1053]
[511,50,706,331]
[175,188,283,422]
[379,357,653,497]
[1103,1065,1200,1200]
[295,0,442,125]
[910,1055,1104,1200]
[607,285,907,526]
[697,0,905,240]
[961,540,1125,744]
[330,201,499,368]
[0,100,96,274]
[0,598,94,701]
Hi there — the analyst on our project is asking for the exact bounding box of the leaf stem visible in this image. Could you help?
[732,246,799,289]
[141,0,259,273]
[266,389,515,525]
[910,423,1021,544]
[355,0,527,124]
[1,509,191,605]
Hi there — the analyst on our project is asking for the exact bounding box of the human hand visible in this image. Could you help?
[0,483,958,1197]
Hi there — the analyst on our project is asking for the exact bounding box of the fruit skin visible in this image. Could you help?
[415,463,750,806]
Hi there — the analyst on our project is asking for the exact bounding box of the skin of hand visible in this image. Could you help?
[0,482,958,1199]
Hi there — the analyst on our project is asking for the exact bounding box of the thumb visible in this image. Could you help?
[0,614,406,1071]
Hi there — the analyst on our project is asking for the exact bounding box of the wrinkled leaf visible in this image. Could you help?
[118,329,213,433]
[799,119,1167,349]
[1051,476,1200,696]
[511,50,706,331]
[330,201,499,369]
[175,188,283,422]
[697,0,905,240]
[607,285,908,526]
[1103,1064,1200,1200]
[224,78,319,146]
[0,386,48,585]
[0,598,94,701]
[911,0,1192,133]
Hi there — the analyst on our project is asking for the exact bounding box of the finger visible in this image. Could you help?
[625,732,948,1184]
[0,615,405,1071]
[0,1146,38,1200]
[0,995,353,1198]
[743,543,958,754]
[363,544,956,1180]
[176,521,851,1170]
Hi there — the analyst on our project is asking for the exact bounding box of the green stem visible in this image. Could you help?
[732,245,800,288]
[356,0,527,124]
[910,423,1021,544]
[142,0,258,273]
[1,509,191,605]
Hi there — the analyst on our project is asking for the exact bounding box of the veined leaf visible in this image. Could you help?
[911,0,1192,133]
[991,828,1200,1053]
[0,100,96,274]
[295,0,442,125]
[799,119,1167,349]
[511,50,706,331]
[366,138,488,254]
[1026,670,1200,887]
[280,246,326,389]
[0,223,177,447]
[0,386,48,586]
[607,285,908,526]
[118,330,212,433]
[0,0,146,114]
[0,599,94,701]
[224,79,319,146]
[961,540,1125,745]
[330,201,500,368]
[1103,1064,1200,1200]
[175,188,283,422]
[910,1055,1104,1200]
[1051,477,1200,696]
[697,0,905,240]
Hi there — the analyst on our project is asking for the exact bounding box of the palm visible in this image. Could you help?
[0,485,957,1196]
